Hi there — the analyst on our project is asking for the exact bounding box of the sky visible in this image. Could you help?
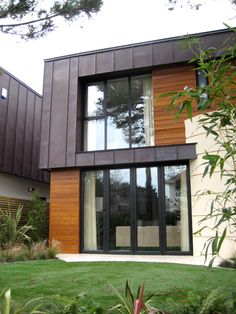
[0,0,235,94]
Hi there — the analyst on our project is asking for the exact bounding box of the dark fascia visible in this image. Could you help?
[0,66,42,98]
[75,143,197,168]
[44,28,235,63]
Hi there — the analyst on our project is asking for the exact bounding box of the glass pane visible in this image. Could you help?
[131,75,154,147]
[109,169,130,250]
[164,165,190,252]
[85,83,104,117]
[83,119,104,151]
[136,167,159,251]
[107,78,130,149]
[83,171,104,251]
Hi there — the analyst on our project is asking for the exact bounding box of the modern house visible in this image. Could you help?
[39,29,235,256]
[0,67,49,215]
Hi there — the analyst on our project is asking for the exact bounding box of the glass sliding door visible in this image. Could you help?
[136,167,159,251]
[164,165,190,252]
[83,171,104,251]
[82,164,191,254]
[109,169,130,250]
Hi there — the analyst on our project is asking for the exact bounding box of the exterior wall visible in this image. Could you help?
[50,169,80,253]
[40,30,236,254]
[39,29,236,170]
[185,115,236,258]
[0,67,49,183]
[0,172,49,202]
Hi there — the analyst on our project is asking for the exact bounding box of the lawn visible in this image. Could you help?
[0,259,235,311]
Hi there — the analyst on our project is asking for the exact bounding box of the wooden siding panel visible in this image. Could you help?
[153,64,197,145]
[50,169,80,253]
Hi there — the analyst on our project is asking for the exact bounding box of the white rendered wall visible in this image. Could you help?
[0,172,50,202]
[185,115,235,259]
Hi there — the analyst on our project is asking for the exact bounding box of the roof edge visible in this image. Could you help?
[44,28,235,63]
[0,66,42,98]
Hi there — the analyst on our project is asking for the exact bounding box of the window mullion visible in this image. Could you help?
[128,76,132,148]
[104,80,107,150]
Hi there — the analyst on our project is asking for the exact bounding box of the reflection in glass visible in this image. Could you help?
[83,171,104,251]
[109,169,130,250]
[131,75,154,147]
[83,119,104,151]
[85,83,104,117]
[164,165,189,252]
[136,167,159,250]
[107,78,129,149]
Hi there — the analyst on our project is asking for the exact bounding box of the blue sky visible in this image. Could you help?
[1,0,235,93]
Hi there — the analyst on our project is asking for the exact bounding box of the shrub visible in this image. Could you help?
[0,205,33,249]
[0,289,104,314]
[0,240,61,263]
[219,254,236,269]
[28,192,49,242]
[0,244,28,263]
[166,288,236,313]
[47,239,62,259]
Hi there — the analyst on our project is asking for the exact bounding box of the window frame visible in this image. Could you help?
[82,73,153,152]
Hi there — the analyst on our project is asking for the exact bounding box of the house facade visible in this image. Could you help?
[39,29,235,256]
[0,67,49,214]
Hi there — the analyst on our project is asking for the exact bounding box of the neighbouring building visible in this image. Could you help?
[0,67,49,216]
[39,29,236,256]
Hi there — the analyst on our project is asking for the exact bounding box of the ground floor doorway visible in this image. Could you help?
[81,164,192,254]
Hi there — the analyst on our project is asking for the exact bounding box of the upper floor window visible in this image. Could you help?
[83,74,154,151]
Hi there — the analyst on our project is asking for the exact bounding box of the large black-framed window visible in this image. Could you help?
[81,163,193,255]
[83,74,154,151]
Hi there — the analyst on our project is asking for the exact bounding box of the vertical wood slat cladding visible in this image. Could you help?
[153,64,196,145]
[50,169,80,253]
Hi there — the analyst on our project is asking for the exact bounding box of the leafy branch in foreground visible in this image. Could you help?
[163,27,236,265]
[0,0,103,39]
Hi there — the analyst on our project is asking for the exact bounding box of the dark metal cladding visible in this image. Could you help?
[39,62,53,169]
[135,147,155,163]
[94,151,114,166]
[13,85,27,176]
[66,57,79,167]
[152,41,173,65]
[78,54,96,76]
[0,72,10,170]
[49,59,70,168]
[133,45,152,68]
[40,29,234,171]
[23,91,35,178]
[114,149,134,164]
[3,78,19,173]
[96,51,114,74]
[31,96,42,179]
[114,48,133,71]
[75,144,196,168]
[156,146,178,161]
[172,39,194,63]
[0,66,48,182]
[76,152,94,167]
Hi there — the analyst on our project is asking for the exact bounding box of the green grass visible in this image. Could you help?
[0,259,235,310]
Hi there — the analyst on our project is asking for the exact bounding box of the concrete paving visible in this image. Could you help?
[57,253,219,266]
